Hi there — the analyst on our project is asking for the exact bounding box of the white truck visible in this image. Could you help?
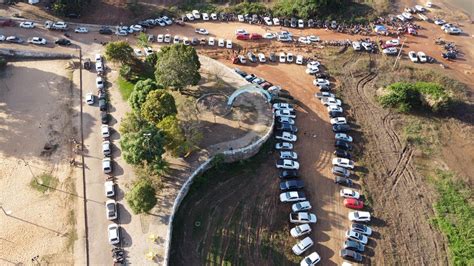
[289,212,317,224]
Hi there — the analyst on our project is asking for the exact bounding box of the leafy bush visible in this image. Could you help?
[273,0,345,19]
[128,79,162,112]
[141,90,177,125]
[126,179,157,214]
[379,82,452,112]
[0,57,7,69]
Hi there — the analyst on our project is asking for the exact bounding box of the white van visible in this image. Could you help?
[226,39,232,49]
[208,37,215,46]
[296,55,304,65]
[279,52,286,63]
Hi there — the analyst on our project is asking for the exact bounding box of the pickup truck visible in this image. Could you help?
[289,212,317,224]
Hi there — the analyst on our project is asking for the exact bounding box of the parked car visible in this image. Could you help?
[280,191,306,202]
[108,223,121,245]
[408,51,418,62]
[417,51,427,63]
[351,223,372,236]
[340,249,363,262]
[280,179,304,191]
[332,157,355,169]
[335,176,353,186]
[321,97,342,106]
[275,109,296,118]
[258,53,266,63]
[275,142,293,150]
[348,211,371,222]
[275,132,297,142]
[20,21,35,28]
[101,112,109,124]
[335,133,353,142]
[335,140,352,150]
[352,41,362,51]
[99,99,107,111]
[345,230,368,245]
[383,47,398,55]
[195,28,208,35]
[276,116,295,125]
[315,92,335,99]
[102,157,112,173]
[344,240,365,252]
[333,166,351,177]
[330,117,347,125]
[340,189,360,199]
[102,140,111,156]
[300,252,321,266]
[275,123,298,133]
[291,201,312,212]
[101,125,110,139]
[334,149,351,159]
[290,212,317,223]
[333,124,351,133]
[280,170,299,179]
[99,27,113,35]
[96,77,105,89]
[29,37,47,45]
[104,180,115,197]
[75,27,88,33]
[276,159,300,170]
[105,200,118,220]
[327,105,343,113]
[292,237,314,255]
[6,36,23,43]
[290,223,311,238]
[344,198,364,209]
[280,151,298,160]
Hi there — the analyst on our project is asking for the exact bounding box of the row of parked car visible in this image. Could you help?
[232,50,305,65]
[84,54,121,247]
[314,68,374,263]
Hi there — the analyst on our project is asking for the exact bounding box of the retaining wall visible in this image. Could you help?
[162,115,274,265]
[0,49,75,59]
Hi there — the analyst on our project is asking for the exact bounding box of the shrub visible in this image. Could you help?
[0,57,7,69]
[126,179,157,214]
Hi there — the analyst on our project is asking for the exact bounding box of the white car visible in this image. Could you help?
[434,19,446,25]
[280,191,305,202]
[258,53,266,63]
[264,17,273,26]
[440,23,453,31]
[162,16,173,25]
[276,132,297,142]
[175,36,183,44]
[300,252,321,266]
[103,141,111,156]
[308,35,320,42]
[321,97,342,106]
[280,151,298,160]
[164,34,171,43]
[402,12,413,20]
[195,28,208,35]
[396,14,406,22]
[275,142,293,150]
[340,189,360,199]
[290,224,312,238]
[192,10,201,19]
[313,78,330,87]
[351,223,373,236]
[96,77,105,89]
[134,48,143,57]
[273,17,280,25]
[408,51,418,62]
[276,159,300,170]
[104,181,115,197]
[102,158,112,174]
[130,24,143,32]
[445,27,462,35]
[386,39,400,46]
[263,32,277,39]
[349,211,371,222]
[296,55,304,65]
[335,133,353,142]
[286,53,294,63]
[186,13,195,21]
[96,61,103,73]
[74,27,88,33]
[273,103,293,110]
[277,116,295,125]
[292,237,313,255]
[101,125,110,138]
[298,36,311,44]
[298,19,305,28]
[210,13,218,20]
[292,201,311,212]
[202,13,209,21]
[275,109,296,118]
[307,61,320,68]
[330,117,347,125]
[235,29,247,35]
[20,21,35,28]
[85,93,94,105]
[225,39,232,49]
[95,54,102,63]
[352,41,362,51]
[315,92,335,99]
[157,34,164,43]
[29,37,47,45]
[417,51,427,63]
[105,199,118,220]
[383,47,398,55]
[332,158,355,169]
[238,15,245,22]
[208,37,215,46]
[144,47,153,56]
[279,52,286,63]
[327,105,343,113]
[415,5,426,12]
[345,230,368,245]
[305,66,319,74]
[0,35,4,41]
[108,223,120,245]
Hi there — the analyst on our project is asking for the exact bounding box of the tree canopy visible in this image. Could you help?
[157,115,186,156]
[105,41,134,64]
[120,125,165,166]
[128,79,162,112]
[141,90,178,125]
[155,44,201,90]
[273,0,346,18]
[126,179,157,214]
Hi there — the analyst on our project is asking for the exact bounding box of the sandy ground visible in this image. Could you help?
[0,60,80,264]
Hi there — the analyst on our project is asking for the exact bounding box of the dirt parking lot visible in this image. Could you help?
[0,60,81,264]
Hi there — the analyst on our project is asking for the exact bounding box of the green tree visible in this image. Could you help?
[141,90,177,125]
[137,32,149,48]
[126,179,157,214]
[119,111,147,135]
[155,44,201,91]
[105,41,134,64]
[157,115,186,156]
[120,125,165,165]
[128,79,162,112]
[273,0,344,18]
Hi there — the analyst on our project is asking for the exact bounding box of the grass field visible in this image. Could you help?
[117,76,134,100]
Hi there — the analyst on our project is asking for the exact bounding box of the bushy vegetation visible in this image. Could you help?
[430,170,474,265]
[30,173,59,193]
[126,179,157,214]
[379,82,452,113]
[51,0,90,16]
[273,0,345,19]
[0,57,7,69]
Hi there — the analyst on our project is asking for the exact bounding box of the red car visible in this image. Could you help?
[344,198,364,209]
[236,33,249,40]
[249,33,262,40]
[381,43,396,49]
